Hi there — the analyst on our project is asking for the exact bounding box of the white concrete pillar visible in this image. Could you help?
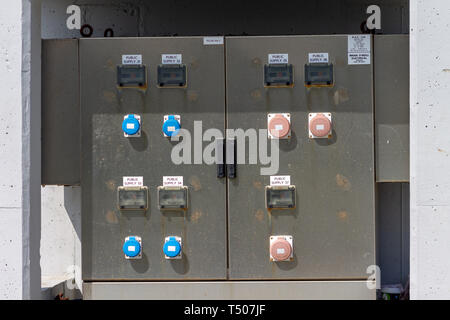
[410,0,450,299]
[0,0,41,299]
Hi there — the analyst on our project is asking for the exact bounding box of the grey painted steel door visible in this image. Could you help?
[80,38,226,280]
[374,35,409,182]
[226,36,375,280]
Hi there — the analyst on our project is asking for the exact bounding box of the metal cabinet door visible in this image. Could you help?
[80,37,226,280]
[226,36,375,280]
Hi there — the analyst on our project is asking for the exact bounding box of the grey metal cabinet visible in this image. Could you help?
[42,35,408,296]
[79,37,227,280]
[225,36,375,280]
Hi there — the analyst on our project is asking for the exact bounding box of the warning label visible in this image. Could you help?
[348,35,371,65]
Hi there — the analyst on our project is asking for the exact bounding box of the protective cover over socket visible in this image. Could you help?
[123,236,142,259]
[117,65,147,88]
[117,186,148,211]
[122,114,141,137]
[270,235,293,262]
[265,185,296,210]
[268,113,291,139]
[163,236,182,259]
[158,186,188,210]
[309,113,332,138]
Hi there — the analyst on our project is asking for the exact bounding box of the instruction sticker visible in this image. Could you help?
[162,54,182,65]
[348,35,371,65]
[270,175,291,186]
[123,176,143,187]
[203,37,224,45]
[122,54,142,65]
[268,54,289,64]
[308,53,329,64]
[163,176,184,187]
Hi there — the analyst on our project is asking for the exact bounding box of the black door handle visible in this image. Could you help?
[216,138,225,178]
[226,138,236,179]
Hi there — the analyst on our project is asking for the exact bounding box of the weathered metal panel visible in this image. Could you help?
[226,35,375,280]
[41,39,80,185]
[80,37,226,280]
[83,281,376,300]
[375,35,409,182]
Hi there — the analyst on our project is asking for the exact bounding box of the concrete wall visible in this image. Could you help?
[0,0,42,299]
[410,0,450,299]
[41,186,81,293]
[0,0,24,300]
[42,0,143,39]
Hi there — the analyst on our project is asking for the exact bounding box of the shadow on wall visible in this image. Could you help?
[64,186,81,242]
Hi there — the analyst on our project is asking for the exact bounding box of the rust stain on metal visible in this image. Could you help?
[337,210,349,221]
[336,174,351,191]
[105,59,114,70]
[106,179,116,191]
[250,89,262,99]
[187,90,199,102]
[333,87,349,105]
[190,59,199,70]
[252,57,262,65]
[191,210,202,222]
[253,181,263,190]
[189,176,202,191]
[105,210,119,224]
[103,91,116,103]
[255,209,265,222]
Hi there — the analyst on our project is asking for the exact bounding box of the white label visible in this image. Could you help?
[163,176,183,187]
[270,175,291,186]
[128,246,136,252]
[268,54,288,64]
[126,123,135,129]
[308,53,329,63]
[162,54,182,65]
[316,124,325,130]
[348,35,371,65]
[203,37,224,45]
[123,176,143,187]
[167,246,176,252]
[167,126,176,132]
[122,54,142,65]
[275,125,283,131]
[277,248,285,254]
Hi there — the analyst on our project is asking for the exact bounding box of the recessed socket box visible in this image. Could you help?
[117,186,148,210]
[270,235,293,262]
[264,64,294,87]
[117,65,147,88]
[304,63,334,87]
[265,185,296,210]
[157,64,187,87]
[309,113,332,139]
[158,186,188,211]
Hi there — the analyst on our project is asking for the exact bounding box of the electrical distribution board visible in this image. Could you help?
[42,35,409,298]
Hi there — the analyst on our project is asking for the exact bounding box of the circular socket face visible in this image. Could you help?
[270,238,292,261]
[268,115,290,138]
[310,114,331,137]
